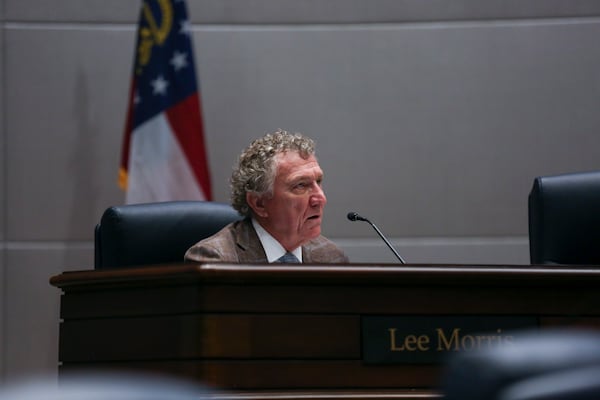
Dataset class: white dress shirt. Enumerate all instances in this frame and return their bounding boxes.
[252,218,303,263]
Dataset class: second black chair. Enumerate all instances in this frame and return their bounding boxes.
[528,170,600,265]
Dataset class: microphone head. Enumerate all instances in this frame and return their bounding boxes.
[347,212,366,222]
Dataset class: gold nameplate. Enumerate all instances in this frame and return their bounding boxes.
[362,316,538,364]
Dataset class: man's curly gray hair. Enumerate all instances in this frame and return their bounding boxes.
[230,129,316,217]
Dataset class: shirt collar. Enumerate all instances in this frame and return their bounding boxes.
[251,218,302,263]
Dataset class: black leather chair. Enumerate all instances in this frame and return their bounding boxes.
[440,329,600,400]
[528,170,600,265]
[95,201,242,269]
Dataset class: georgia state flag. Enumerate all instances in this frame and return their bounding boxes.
[119,0,212,203]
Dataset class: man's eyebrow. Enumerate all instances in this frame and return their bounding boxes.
[289,172,323,183]
[289,175,310,184]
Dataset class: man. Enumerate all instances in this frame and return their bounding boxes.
[185,129,348,263]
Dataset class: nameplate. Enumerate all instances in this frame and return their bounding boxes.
[361,316,538,364]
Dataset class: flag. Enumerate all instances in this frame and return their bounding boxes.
[119,0,212,203]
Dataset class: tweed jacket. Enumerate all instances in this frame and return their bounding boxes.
[184,218,349,264]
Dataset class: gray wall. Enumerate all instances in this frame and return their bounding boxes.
[2,0,600,383]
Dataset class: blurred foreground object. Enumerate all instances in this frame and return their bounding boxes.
[0,371,213,400]
[440,329,600,400]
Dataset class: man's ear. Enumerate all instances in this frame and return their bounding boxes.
[246,192,268,218]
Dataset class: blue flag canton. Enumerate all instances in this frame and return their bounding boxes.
[131,0,198,129]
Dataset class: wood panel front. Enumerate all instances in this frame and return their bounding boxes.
[51,263,600,394]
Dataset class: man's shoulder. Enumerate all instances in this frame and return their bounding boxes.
[193,218,254,247]
[305,235,349,263]
[200,220,240,242]
[184,220,246,262]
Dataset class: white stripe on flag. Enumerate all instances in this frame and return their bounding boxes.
[126,113,207,204]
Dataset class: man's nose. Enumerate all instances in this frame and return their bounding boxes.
[310,183,327,206]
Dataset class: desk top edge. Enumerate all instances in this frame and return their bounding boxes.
[49,263,600,289]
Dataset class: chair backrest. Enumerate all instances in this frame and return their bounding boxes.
[528,170,600,265]
[95,201,242,269]
[440,329,600,400]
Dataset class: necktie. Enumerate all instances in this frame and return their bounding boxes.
[277,252,300,263]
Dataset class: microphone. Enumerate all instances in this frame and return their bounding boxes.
[347,212,406,264]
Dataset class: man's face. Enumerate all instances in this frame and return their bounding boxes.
[251,151,327,251]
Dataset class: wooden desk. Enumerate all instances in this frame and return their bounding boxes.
[50,264,600,399]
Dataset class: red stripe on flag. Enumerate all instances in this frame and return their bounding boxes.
[165,93,213,200]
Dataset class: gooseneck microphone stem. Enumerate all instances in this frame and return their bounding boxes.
[347,212,406,264]
[368,221,407,264]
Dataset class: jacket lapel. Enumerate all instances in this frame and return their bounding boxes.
[234,219,269,263]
